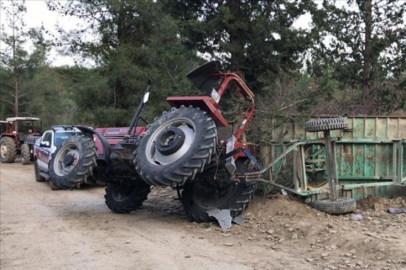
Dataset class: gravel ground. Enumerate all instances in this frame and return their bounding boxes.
[1,161,405,270]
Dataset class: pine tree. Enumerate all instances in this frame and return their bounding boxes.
[163,0,316,85]
[311,0,406,110]
[0,0,50,117]
[47,0,199,126]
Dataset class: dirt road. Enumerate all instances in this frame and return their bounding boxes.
[1,162,406,270]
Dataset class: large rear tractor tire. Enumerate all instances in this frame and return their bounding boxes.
[49,135,97,189]
[34,160,46,182]
[0,137,17,163]
[21,144,31,165]
[134,106,217,186]
[105,179,151,213]
[181,178,257,223]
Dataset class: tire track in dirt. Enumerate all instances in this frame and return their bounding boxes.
[0,163,316,270]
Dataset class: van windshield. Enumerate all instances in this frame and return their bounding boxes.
[54,133,81,147]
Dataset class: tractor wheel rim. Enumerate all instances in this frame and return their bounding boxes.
[53,144,80,176]
[1,145,7,158]
[63,154,75,167]
[156,126,186,155]
[145,118,196,166]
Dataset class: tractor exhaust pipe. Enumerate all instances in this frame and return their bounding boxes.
[127,81,151,137]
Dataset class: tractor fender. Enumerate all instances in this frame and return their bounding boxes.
[74,125,111,162]
[166,96,228,127]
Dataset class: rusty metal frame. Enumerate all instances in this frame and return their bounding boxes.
[256,116,406,200]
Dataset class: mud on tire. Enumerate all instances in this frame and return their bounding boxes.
[21,144,31,165]
[0,137,17,163]
[105,179,151,213]
[181,178,257,223]
[49,135,97,189]
[134,106,217,186]
[304,117,348,132]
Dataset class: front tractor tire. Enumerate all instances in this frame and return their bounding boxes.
[181,178,257,223]
[0,137,17,163]
[21,144,31,165]
[134,106,217,186]
[49,135,97,189]
[105,179,151,213]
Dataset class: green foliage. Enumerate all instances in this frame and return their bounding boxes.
[310,0,406,114]
[2,0,405,135]
[0,0,51,118]
[23,67,77,127]
[164,0,317,88]
[46,0,200,126]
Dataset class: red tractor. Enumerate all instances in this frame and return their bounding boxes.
[0,120,7,133]
[50,61,262,222]
[0,117,42,164]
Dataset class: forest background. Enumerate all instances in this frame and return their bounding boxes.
[1,0,406,139]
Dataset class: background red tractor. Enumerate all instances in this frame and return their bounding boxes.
[0,117,42,164]
[0,120,7,134]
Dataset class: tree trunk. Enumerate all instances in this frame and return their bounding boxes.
[12,8,18,118]
[228,0,247,141]
[228,0,245,79]
[14,75,19,117]
[362,0,372,99]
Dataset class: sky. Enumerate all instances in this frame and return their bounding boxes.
[0,0,86,66]
[0,0,313,67]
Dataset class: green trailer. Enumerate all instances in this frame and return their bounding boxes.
[258,115,406,203]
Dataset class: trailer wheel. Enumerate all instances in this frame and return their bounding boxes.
[105,179,151,213]
[21,144,31,165]
[313,197,356,215]
[134,106,217,186]
[304,117,348,132]
[34,160,46,182]
[0,137,17,163]
[181,178,257,223]
[49,135,97,189]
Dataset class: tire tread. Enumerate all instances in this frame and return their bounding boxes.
[21,144,31,165]
[182,180,257,223]
[49,135,97,189]
[134,106,217,186]
[104,180,151,213]
[0,137,17,163]
[313,197,356,215]
[304,117,348,133]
